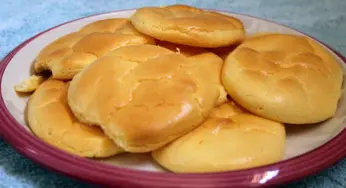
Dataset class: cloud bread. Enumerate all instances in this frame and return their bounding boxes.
[152,100,286,173]
[67,44,227,152]
[27,79,123,157]
[34,18,155,80]
[130,4,245,48]
[222,33,344,124]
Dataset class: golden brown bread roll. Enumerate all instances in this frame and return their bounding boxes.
[27,79,123,157]
[67,44,227,152]
[130,4,245,48]
[152,100,286,173]
[34,18,155,80]
[222,33,343,124]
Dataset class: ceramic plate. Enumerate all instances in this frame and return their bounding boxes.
[1,9,346,188]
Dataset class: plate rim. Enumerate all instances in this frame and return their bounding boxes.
[0,8,346,188]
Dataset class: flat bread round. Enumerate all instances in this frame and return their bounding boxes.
[131,4,245,48]
[67,44,227,152]
[34,18,155,80]
[152,100,286,173]
[222,33,343,124]
[27,79,123,157]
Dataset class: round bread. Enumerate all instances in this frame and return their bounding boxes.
[27,79,123,157]
[152,100,286,173]
[34,18,155,80]
[67,44,227,152]
[222,33,344,124]
[130,4,245,48]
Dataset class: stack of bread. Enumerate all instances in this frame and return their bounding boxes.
[15,4,343,173]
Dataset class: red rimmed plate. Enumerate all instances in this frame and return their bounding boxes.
[0,9,346,188]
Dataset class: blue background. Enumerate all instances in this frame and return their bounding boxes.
[1,0,345,187]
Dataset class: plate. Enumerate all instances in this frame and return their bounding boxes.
[1,9,346,188]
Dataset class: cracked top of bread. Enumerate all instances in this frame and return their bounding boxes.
[130,4,245,48]
[34,18,155,80]
[67,44,227,152]
[27,79,123,157]
[152,100,286,173]
[222,33,343,124]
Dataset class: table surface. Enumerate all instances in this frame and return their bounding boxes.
[1,0,346,187]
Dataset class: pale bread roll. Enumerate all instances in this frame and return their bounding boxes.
[67,44,227,152]
[152,100,286,173]
[222,33,343,124]
[27,79,123,157]
[34,18,155,80]
[130,4,245,48]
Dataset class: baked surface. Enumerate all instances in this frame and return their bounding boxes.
[152,100,286,173]
[34,18,155,80]
[130,4,245,48]
[222,33,343,124]
[27,79,123,157]
[67,44,227,152]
